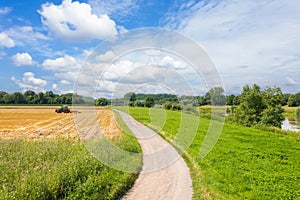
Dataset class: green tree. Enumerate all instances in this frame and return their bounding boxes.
[24,90,35,104]
[260,87,284,128]
[134,100,143,107]
[226,94,235,106]
[11,92,25,104]
[206,87,226,106]
[3,93,13,104]
[96,98,109,106]
[287,94,296,107]
[163,102,172,110]
[38,92,48,104]
[144,96,155,108]
[295,92,300,106]
[234,84,284,128]
[0,91,8,103]
[124,92,136,102]
[234,84,265,127]
[233,95,240,105]
[296,107,300,116]
[282,94,290,106]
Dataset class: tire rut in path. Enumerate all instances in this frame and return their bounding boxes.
[117,110,193,200]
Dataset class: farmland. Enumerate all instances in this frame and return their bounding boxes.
[121,107,300,199]
[0,106,141,199]
[0,106,77,139]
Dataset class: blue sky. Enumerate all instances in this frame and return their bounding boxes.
[0,0,299,96]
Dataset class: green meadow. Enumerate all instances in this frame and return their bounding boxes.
[121,107,300,199]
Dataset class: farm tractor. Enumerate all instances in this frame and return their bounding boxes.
[55,105,71,113]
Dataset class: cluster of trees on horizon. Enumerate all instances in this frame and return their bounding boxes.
[0,90,88,105]
[1,85,300,108]
[1,84,299,129]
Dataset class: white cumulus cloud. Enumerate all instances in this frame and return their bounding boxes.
[60,80,71,85]
[12,52,34,66]
[164,0,300,93]
[11,72,47,92]
[42,55,80,72]
[42,55,81,84]
[96,50,115,62]
[0,32,15,48]
[38,0,118,41]
[160,56,187,70]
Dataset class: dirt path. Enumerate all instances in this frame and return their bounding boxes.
[117,110,193,200]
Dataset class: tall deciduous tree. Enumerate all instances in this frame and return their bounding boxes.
[11,92,25,104]
[234,84,265,127]
[260,87,284,127]
[206,87,226,106]
[234,84,284,128]
[287,94,296,107]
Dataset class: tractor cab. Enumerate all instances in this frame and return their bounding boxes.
[55,105,71,113]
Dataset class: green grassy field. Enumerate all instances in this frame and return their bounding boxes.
[0,113,141,199]
[120,107,300,199]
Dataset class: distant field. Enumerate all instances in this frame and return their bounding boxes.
[122,107,300,199]
[283,106,299,117]
[0,106,76,139]
[0,106,141,199]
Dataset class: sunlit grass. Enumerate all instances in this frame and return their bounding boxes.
[122,107,300,199]
[0,112,141,199]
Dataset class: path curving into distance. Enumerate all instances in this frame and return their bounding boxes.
[117,110,193,200]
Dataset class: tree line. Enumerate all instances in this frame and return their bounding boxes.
[121,85,300,129]
[0,90,86,105]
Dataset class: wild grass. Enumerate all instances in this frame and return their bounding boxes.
[283,106,298,118]
[121,107,300,200]
[0,112,141,199]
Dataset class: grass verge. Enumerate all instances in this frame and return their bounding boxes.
[119,107,300,200]
[0,111,141,199]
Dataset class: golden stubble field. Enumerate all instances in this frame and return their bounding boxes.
[0,106,121,140]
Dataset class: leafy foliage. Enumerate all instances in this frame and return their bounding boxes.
[144,96,155,108]
[163,102,182,110]
[234,85,284,128]
[296,107,300,116]
[207,87,226,106]
[95,98,109,106]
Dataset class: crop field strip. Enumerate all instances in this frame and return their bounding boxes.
[0,106,141,199]
[0,106,121,140]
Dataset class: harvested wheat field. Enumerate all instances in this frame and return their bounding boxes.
[0,106,120,140]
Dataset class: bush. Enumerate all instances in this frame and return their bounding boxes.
[171,103,182,111]
[296,107,300,116]
[134,100,143,107]
[144,97,155,108]
[163,102,172,110]
[163,102,182,111]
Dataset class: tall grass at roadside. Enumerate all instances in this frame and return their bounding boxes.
[0,112,142,199]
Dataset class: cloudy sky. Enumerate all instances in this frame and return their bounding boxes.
[0,0,299,97]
